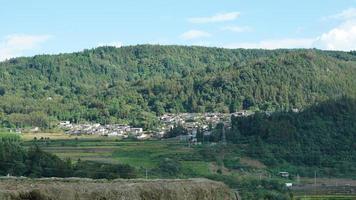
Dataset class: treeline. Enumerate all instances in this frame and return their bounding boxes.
[0,45,356,129]
[226,97,356,177]
[0,136,135,179]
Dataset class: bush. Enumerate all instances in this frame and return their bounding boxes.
[157,158,182,176]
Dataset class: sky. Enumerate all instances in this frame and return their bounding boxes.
[1,0,356,60]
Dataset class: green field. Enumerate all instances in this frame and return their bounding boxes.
[0,132,20,141]
[22,133,212,178]
[20,132,356,199]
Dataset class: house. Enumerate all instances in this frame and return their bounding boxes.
[29,127,40,133]
[130,128,143,134]
[59,121,70,126]
[156,131,165,138]
[232,110,248,117]
[107,132,118,137]
[137,133,151,140]
[285,183,293,187]
[59,121,72,129]
[279,172,290,178]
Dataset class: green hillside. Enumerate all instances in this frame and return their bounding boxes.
[227,97,356,177]
[0,45,356,128]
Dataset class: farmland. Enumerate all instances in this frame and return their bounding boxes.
[21,133,212,178]
[0,132,20,141]
[18,132,356,200]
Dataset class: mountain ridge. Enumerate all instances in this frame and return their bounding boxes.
[0,45,355,128]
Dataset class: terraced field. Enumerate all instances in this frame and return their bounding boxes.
[20,132,356,199]
[21,133,211,178]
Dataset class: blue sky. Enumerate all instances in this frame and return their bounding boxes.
[1,0,356,60]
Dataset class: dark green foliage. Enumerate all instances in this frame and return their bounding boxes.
[164,124,188,138]
[0,45,355,128]
[73,160,136,179]
[207,175,291,200]
[25,145,71,178]
[0,140,27,176]
[0,132,20,142]
[157,158,182,176]
[0,87,5,96]
[228,97,356,176]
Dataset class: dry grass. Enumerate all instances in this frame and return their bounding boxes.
[0,177,236,200]
[21,132,101,141]
[239,157,266,169]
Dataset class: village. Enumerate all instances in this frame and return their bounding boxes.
[58,111,252,140]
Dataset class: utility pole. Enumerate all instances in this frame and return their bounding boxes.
[218,124,227,174]
[314,170,317,195]
[221,124,227,145]
[314,170,317,185]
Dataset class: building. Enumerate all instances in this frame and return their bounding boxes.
[279,172,290,178]
[285,183,293,187]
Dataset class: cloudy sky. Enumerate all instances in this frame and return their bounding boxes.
[1,0,356,60]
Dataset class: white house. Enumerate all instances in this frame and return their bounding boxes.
[285,183,293,187]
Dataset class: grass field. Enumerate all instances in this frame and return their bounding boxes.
[0,132,20,141]
[19,132,356,198]
[21,132,211,178]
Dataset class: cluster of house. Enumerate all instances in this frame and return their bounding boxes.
[58,121,149,139]
[58,111,252,140]
[157,111,251,138]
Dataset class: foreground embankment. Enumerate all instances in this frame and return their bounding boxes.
[0,177,236,200]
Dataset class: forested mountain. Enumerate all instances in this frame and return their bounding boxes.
[227,97,356,177]
[0,45,356,129]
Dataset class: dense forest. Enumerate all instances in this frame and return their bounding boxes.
[225,97,356,177]
[0,45,356,129]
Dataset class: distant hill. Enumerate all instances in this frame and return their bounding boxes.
[0,45,355,129]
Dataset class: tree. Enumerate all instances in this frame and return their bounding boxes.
[0,87,5,96]
[164,124,188,138]
[158,158,182,176]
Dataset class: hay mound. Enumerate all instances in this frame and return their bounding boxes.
[0,177,236,200]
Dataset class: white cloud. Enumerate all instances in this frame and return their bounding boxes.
[180,30,211,40]
[327,7,356,20]
[0,34,52,61]
[314,20,356,50]
[224,8,356,51]
[221,25,252,33]
[188,12,240,24]
[224,21,356,50]
[97,41,123,48]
